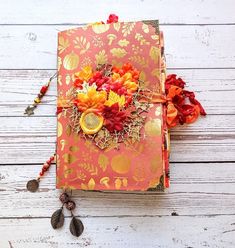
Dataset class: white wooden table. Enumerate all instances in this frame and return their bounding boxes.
[0,1,235,247]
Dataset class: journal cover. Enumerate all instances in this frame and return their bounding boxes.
[56,20,169,191]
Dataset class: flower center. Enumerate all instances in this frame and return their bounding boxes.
[80,111,104,135]
[84,113,100,129]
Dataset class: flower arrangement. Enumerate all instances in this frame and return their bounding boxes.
[60,65,206,150]
[65,63,151,149]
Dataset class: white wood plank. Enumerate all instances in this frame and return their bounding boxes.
[0,216,234,248]
[0,163,234,218]
[0,0,234,24]
[0,0,234,246]
[0,115,234,163]
[0,25,234,69]
[0,68,234,116]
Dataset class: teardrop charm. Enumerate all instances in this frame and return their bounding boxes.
[69,217,84,237]
[51,208,65,229]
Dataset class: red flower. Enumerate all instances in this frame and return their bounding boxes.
[103,103,127,132]
[73,78,83,89]
[89,71,111,90]
[165,74,185,92]
[107,14,119,24]
[165,74,206,127]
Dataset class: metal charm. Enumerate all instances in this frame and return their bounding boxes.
[69,216,84,237]
[26,179,39,192]
[24,105,36,116]
[51,208,65,229]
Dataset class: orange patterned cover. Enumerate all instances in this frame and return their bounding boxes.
[56,20,169,191]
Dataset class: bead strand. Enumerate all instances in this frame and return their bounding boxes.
[24,73,57,116]
[26,154,55,192]
[37,155,55,180]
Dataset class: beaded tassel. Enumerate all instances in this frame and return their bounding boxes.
[26,154,55,192]
[24,73,57,116]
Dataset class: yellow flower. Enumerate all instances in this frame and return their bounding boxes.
[123,80,138,93]
[112,72,121,81]
[105,90,125,108]
[74,65,93,84]
[122,72,132,81]
[75,87,107,112]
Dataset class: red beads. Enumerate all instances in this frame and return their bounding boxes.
[40,85,49,94]
[37,155,55,179]
[24,72,57,116]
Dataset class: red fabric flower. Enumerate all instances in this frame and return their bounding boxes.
[107,14,119,24]
[165,74,185,92]
[103,103,127,132]
[89,70,111,90]
[73,78,83,89]
[165,74,206,127]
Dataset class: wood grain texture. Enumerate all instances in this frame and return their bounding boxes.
[0,0,234,24]
[0,0,235,247]
[0,163,235,218]
[0,68,234,116]
[0,25,234,69]
[1,216,235,248]
[0,114,235,163]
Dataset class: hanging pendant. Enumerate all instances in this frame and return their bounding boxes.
[26,179,39,192]
[51,207,65,229]
[69,215,84,237]
[50,191,84,237]
[26,154,55,192]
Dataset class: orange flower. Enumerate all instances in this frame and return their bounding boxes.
[112,72,121,81]
[166,103,178,127]
[112,71,138,93]
[74,87,107,112]
[74,66,93,88]
[112,63,140,82]
[123,80,138,93]
[165,74,206,127]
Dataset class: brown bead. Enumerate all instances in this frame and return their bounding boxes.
[59,193,69,204]
[66,200,76,211]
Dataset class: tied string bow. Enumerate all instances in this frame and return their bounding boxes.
[138,74,206,128]
[58,74,206,129]
[165,74,206,127]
